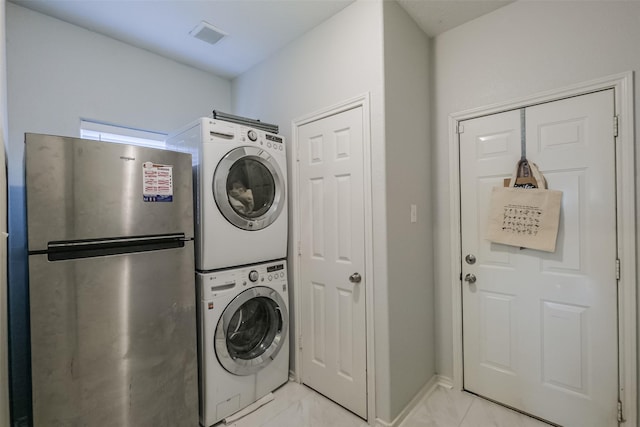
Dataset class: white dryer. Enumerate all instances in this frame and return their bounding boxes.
[197,260,289,427]
[167,117,287,271]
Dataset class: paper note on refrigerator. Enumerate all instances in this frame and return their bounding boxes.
[142,161,174,202]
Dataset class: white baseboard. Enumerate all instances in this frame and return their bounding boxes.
[436,375,453,389]
[374,375,440,427]
[291,372,455,427]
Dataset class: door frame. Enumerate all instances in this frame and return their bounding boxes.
[291,93,375,423]
[448,72,636,425]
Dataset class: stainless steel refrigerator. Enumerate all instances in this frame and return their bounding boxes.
[25,133,198,426]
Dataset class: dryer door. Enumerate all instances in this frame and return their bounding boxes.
[213,146,285,231]
[215,286,288,375]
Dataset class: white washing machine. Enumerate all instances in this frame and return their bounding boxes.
[167,117,287,271]
[197,260,289,427]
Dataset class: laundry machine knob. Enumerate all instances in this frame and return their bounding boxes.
[247,129,258,141]
[249,270,259,282]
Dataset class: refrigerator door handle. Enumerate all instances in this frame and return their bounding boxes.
[47,233,188,249]
[45,233,190,261]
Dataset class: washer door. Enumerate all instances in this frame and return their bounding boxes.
[215,287,288,375]
[213,146,285,231]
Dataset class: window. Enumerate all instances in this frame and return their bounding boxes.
[80,119,167,148]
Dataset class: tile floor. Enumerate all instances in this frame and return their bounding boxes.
[220,381,553,427]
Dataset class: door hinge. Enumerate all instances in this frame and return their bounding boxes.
[614,115,619,138]
[298,241,302,256]
[618,400,625,423]
[299,334,303,350]
[457,123,465,134]
[616,258,621,281]
[296,140,300,162]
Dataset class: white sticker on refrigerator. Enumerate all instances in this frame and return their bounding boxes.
[142,161,173,202]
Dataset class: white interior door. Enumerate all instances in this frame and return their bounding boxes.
[298,106,367,419]
[460,90,618,427]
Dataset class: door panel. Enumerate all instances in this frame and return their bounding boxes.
[298,106,367,419]
[460,90,618,427]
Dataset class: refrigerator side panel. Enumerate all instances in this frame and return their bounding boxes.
[28,243,198,427]
[25,134,194,251]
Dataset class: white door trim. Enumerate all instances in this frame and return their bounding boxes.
[291,93,375,423]
[447,72,636,426]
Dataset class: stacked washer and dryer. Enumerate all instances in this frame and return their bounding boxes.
[167,114,289,427]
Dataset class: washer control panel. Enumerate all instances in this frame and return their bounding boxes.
[198,260,288,301]
[244,261,287,285]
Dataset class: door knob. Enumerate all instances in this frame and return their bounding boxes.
[464,273,477,284]
[349,272,362,284]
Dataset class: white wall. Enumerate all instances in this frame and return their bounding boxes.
[232,0,397,421]
[234,0,435,422]
[382,0,433,419]
[5,3,231,423]
[432,0,640,391]
[7,2,231,185]
[0,2,8,425]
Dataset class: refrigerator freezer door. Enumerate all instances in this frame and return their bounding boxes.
[25,133,194,251]
[29,243,198,427]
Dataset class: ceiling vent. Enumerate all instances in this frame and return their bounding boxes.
[190,21,227,45]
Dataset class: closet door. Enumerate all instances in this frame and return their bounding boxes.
[298,106,367,419]
[460,90,618,427]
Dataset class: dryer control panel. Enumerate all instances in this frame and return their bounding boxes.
[206,120,286,155]
[240,127,285,155]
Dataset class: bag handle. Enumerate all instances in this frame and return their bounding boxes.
[508,160,548,189]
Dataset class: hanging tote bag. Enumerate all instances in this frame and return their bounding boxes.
[485,161,562,252]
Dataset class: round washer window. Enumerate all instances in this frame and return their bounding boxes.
[226,297,281,361]
[213,147,285,231]
[226,159,275,219]
[215,286,288,376]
